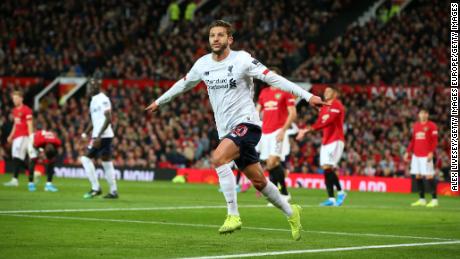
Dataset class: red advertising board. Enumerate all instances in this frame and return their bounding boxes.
[177,169,413,194]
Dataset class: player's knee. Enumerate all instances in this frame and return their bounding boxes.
[211,153,227,167]
[266,157,279,170]
[101,155,111,162]
[322,165,332,170]
[251,175,267,191]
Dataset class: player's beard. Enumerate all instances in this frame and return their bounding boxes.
[211,42,228,55]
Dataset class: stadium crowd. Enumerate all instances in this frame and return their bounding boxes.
[1,0,351,80]
[0,0,450,180]
[293,0,448,86]
[0,82,450,180]
[1,0,446,86]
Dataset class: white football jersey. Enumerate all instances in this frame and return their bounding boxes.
[156,50,313,138]
[90,92,114,138]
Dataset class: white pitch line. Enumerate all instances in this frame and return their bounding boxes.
[0,205,266,214]
[0,213,455,242]
[2,203,459,214]
[180,240,460,259]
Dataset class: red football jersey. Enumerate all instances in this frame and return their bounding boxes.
[407,121,438,157]
[258,87,296,134]
[12,105,33,139]
[311,99,345,145]
[34,130,62,148]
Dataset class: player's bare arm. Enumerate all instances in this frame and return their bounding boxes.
[81,122,93,139]
[27,118,34,135]
[256,104,262,113]
[7,123,16,143]
[277,106,297,142]
[295,126,312,141]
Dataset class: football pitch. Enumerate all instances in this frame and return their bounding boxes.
[0,175,459,259]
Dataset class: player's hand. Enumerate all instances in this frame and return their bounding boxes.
[93,138,102,149]
[404,152,410,162]
[276,129,286,142]
[145,101,159,113]
[308,95,329,108]
[427,152,433,161]
[296,127,311,141]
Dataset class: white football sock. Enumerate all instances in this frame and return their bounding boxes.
[329,197,336,202]
[80,156,100,190]
[261,181,293,217]
[216,163,239,216]
[102,161,117,193]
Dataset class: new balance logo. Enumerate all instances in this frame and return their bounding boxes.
[229,78,237,89]
[252,59,261,66]
[204,71,210,76]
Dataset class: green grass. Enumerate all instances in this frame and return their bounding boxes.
[0,174,459,259]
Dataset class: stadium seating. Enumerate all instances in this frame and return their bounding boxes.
[0,0,352,79]
[293,0,448,86]
[0,0,450,180]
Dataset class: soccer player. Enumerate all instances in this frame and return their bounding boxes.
[79,78,118,199]
[256,69,297,205]
[145,20,326,240]
[27,128,62,192]
[405,109,438,207]
[4,91,34,187]
[296,86,346,206]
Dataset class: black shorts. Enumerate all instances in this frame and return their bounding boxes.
[224,123,262,170]
[87,138,113,158]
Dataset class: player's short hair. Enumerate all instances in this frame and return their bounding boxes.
[327,85,340,95]
[12,90,23,97]
[208,20,233,37]
[419,108,429,114]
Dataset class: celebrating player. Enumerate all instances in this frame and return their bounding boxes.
[80,78,119,199]
[256,69,297,206]
[27,128,62,192]
[146,20,327,240]
[405,109,438,207]
[297,86,346,206]
[4,91,34,187]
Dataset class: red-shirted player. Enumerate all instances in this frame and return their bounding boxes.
[297,86,346,206]
[27,129,62,192]
[256,73,297,204]
[4,91,34,187]
[405,109,438,207]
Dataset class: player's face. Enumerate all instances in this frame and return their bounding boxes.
[88,79,101,96]
[209,26,233,55]
[11,94,23,107]
[418,110,429,122]
[323,88,335,101]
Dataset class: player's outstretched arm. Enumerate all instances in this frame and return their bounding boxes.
[264,73,327,108]
[145,68,201,112]
[244,54,327,108]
